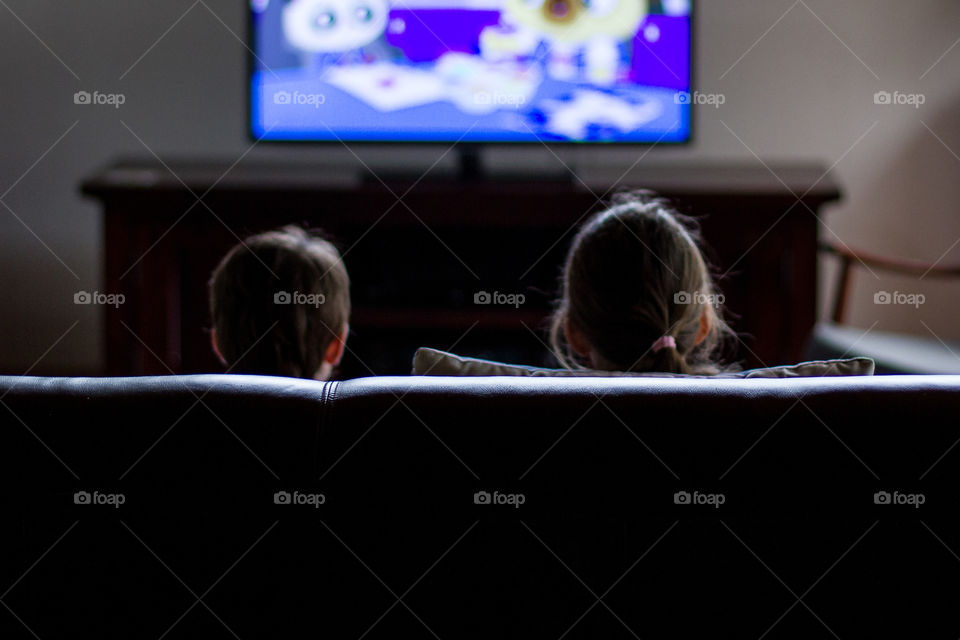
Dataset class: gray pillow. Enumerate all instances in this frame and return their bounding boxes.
[412,347,875,378]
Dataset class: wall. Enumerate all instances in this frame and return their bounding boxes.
[1,0,958,374]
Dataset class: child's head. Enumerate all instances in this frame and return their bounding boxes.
[549,192,732,375]
[208,225,350,380]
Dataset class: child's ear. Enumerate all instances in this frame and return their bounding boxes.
[210,328,227,366]
[323,325,349,366]
[694,312,712,346]
[564,319,592,357]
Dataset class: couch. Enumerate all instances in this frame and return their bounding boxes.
[2,374,959,638]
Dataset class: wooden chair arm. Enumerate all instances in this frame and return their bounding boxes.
[820,240,960,324]
[819,241,960,278]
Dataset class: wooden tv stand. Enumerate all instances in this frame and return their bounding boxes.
[82,160,841,378]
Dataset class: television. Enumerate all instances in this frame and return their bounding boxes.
[249,0,692,145]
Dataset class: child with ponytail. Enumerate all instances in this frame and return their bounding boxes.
[549,191,735,375]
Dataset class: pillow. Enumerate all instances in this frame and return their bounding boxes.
[412,347,875,378]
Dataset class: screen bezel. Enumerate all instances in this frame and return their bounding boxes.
[246,0,695,146]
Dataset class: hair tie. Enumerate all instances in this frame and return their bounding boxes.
[651,335,676,353]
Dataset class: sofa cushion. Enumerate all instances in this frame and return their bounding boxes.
[412,347,875,378]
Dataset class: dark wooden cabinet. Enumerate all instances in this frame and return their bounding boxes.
[82,160,840,378]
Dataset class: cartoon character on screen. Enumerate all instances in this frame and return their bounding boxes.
[483,0,648,86]
[282,0,392,65]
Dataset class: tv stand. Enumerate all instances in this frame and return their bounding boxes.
[82,159,841,378]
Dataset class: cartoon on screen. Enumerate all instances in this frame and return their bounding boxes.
[251,0,692,143]
[282,0,393,63]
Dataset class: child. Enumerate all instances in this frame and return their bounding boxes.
[208,225,350,380]
[549,191,734,375]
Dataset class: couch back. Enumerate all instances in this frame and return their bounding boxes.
[2,374,959,638]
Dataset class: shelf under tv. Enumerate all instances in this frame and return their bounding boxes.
[82,158,841,377]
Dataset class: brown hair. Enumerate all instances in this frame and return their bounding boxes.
[549,191,734,375]
[209,225,350,379]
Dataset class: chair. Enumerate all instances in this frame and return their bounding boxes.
[806,240,960,373]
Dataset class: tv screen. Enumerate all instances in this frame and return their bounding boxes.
[250,0,692,144]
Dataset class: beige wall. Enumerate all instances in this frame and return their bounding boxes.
[1,0,958,373]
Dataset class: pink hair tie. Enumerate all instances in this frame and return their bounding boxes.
[651,335,677,353]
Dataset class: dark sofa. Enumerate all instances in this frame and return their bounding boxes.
[2,374,959,638]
